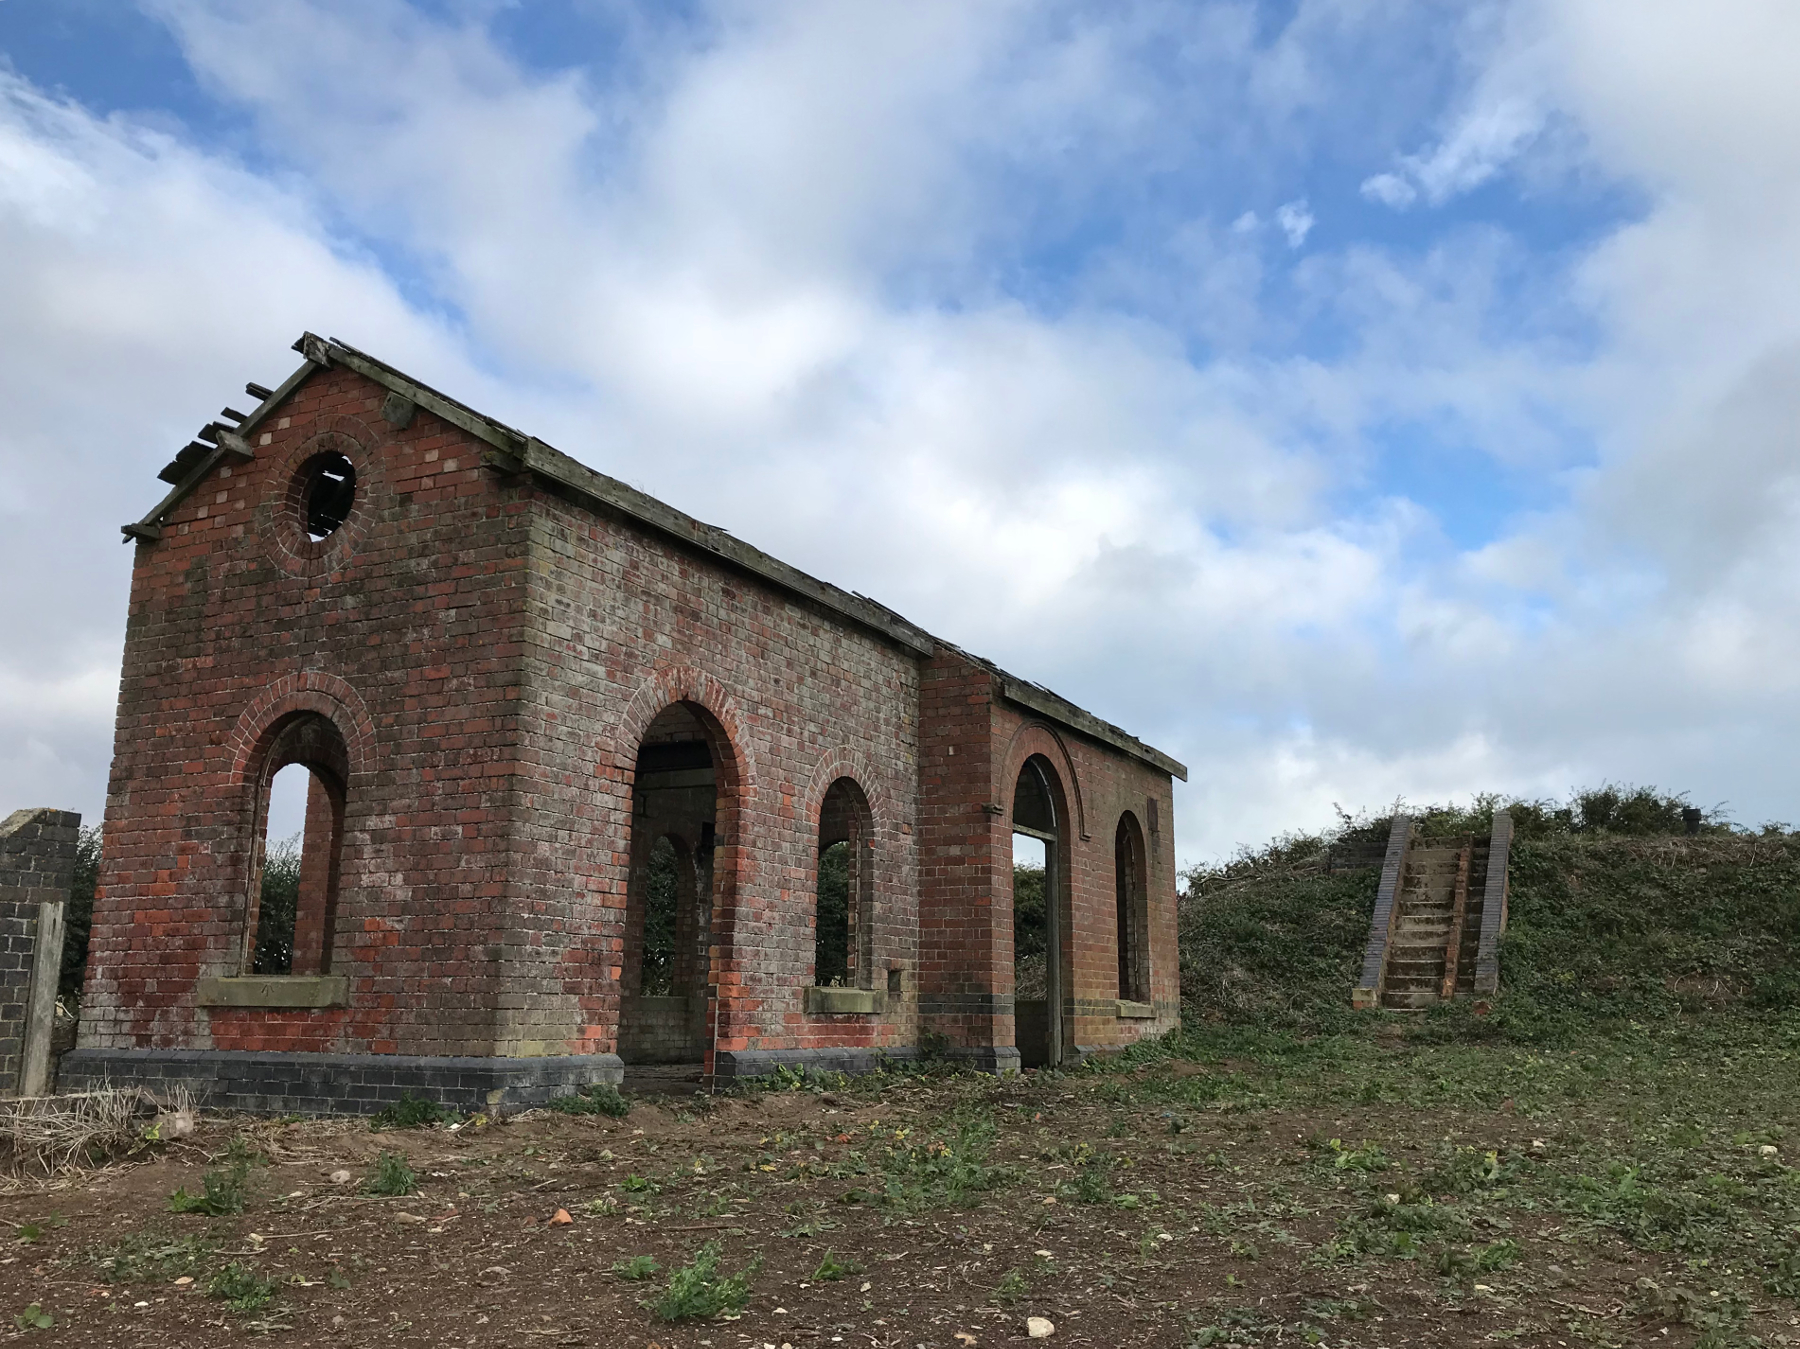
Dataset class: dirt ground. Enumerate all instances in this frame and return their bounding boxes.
[0,1042,1795,1349]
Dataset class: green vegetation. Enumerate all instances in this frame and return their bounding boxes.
[365,1150,417,1197]
[1066,785,1800,1344]
[206,1260,275,1313]
[815,839,850,986]
[59,826,101,1004]
[547,1082,632,1118]
[169,1162,248,1216]
[1179,784,1800,1043]
[612,1254,660,1280]
[250,831,302,976]
[88,1231,216,1283]
[649,1241,758,1322]
[811,1248,861,1281]
[371,1091,455,1130]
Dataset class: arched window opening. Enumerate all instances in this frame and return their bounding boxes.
[251,764,308,974]
[245,713,348,977]
[1115,812,1150,1004]
[815,841,851,987]
[619,702,722,1066]
[814,777,874,991]
[1011,833,1047,1001]
[1011,755,1067,1068]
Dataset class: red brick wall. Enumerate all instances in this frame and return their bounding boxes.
[496,486,924,1064]
[84,364,531,1056]
[86,359,1177,1070]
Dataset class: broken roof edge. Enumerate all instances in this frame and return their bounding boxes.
[955,644,1187,782]
[122,332,1187,780]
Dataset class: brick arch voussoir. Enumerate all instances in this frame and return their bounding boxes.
[1000,721,1089,842]
[228,672,378,789]
[612,664,757,800]
[801,748,888,841]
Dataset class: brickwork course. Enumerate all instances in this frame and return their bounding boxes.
[68,333,1185,1110]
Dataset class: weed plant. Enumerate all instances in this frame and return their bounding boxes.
[650,1241,758,1322]
[365,1150,416,1197]
[547,1083,632,1118]
[371,1092,454,1130]
[206,1260,274,1313]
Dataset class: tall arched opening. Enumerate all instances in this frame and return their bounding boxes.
[1115,811,1150,1005]
[244,712,348,977]
[1011,754,1072,1067]
[815,777,875,989]
[618,702,729,1067]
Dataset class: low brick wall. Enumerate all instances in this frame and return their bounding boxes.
[0,809,80,1095]
[59,1048,623,1115]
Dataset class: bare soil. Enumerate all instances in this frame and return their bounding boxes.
[0,1053,1790,1349]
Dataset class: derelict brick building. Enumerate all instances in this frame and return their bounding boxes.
[63,333,1185,1112]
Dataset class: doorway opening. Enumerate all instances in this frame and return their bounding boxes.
[1010,756,1066,1068]
[618,704,717,1066]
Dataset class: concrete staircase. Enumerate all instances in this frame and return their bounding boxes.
[1353,812,1512,1011]
[1379,841,1486,1008]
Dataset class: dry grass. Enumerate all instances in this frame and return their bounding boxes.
[0,1087,185,1177]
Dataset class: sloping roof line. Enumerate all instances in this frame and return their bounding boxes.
[123,333,1187,782]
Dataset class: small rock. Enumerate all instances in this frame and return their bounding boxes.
[954,1334,978,1347]
[172,1277,193,1287]
[549,1208,573,1226]
[152,1108,196,1141]
[1026,1316,1055,1339]
[395,1211,428,1224]
[1760,1144,1780,1157]
[329,1169,353,1184]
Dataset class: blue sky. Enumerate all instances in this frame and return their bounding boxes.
[3,0,1799,858]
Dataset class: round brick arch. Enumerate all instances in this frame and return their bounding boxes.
[800,747,889,840]
[611,664,756,801]
[227,671,377,789]
[998,720,1088,842]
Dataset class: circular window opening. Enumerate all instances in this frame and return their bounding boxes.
[299,453,357,541]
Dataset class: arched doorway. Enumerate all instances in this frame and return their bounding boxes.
[1011,755,1070,1067]
[618,702,726,1066]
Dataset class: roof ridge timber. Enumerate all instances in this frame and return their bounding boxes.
[121,332,1186,782]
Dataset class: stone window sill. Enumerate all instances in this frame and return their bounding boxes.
[1115,999,1155,1019]
[197,975,349,1009]
[804,986,886,1016]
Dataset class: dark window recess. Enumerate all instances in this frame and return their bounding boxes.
[815,840,850,986]
[304,453,357,540]
[640,837,680,996]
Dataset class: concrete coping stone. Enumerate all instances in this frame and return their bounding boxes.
[802,986,887,1016]
[196,975,350,1008]
[1115,1000,1155,1019]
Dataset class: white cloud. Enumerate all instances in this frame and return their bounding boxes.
[6,0,1800,866]
[1275,199,1315,247]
